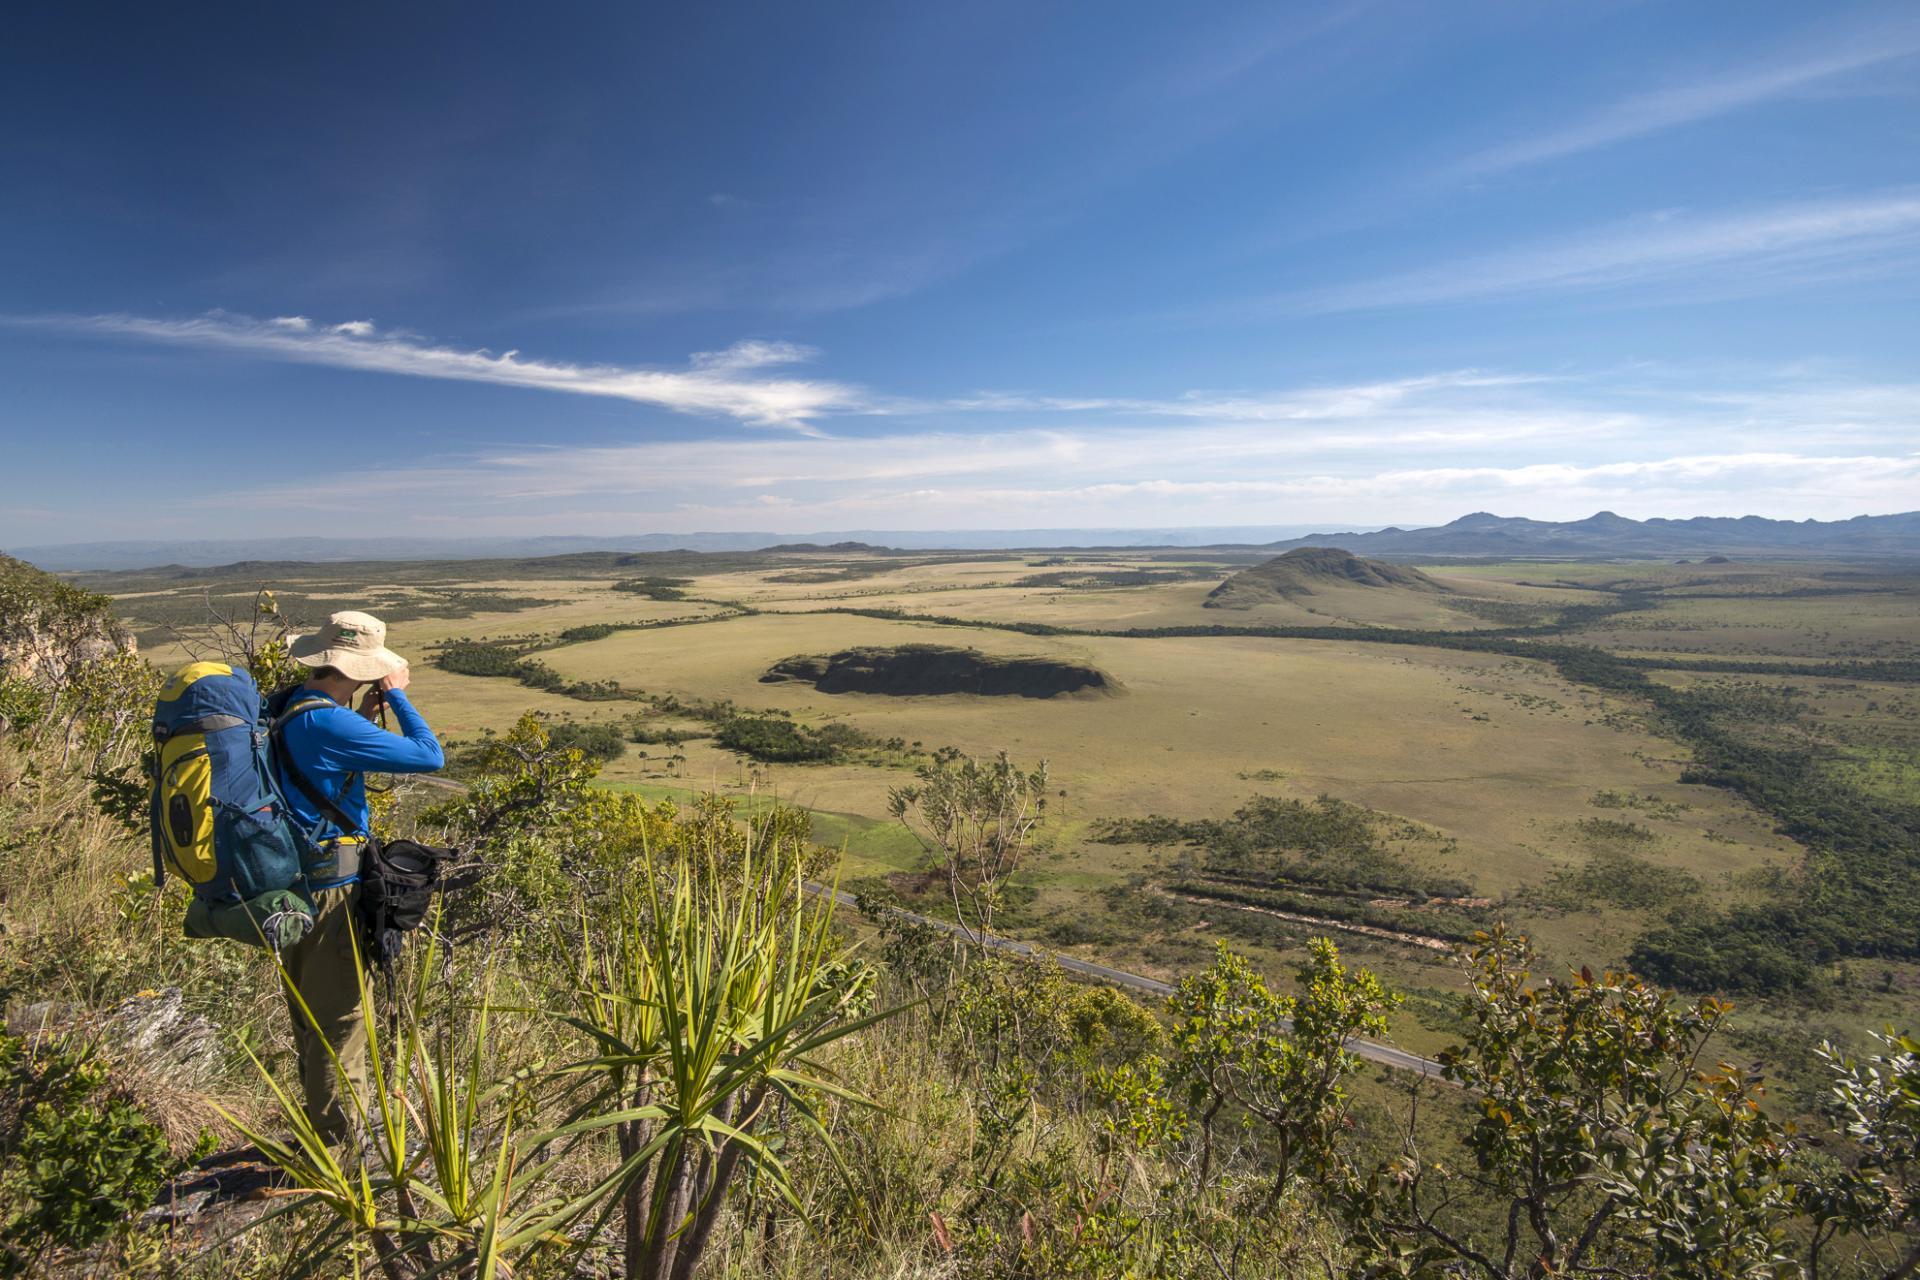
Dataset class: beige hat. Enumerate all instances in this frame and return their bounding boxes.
[289,611,408,682]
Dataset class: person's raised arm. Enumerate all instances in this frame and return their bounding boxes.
[315,673,443,774]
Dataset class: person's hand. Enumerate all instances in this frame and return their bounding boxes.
[379,662,412,695]
[358,685,386,719]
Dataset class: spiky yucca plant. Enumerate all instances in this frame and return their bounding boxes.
[221,817,891,1279]
[550,831,892,1280]
[219,922,565,1280]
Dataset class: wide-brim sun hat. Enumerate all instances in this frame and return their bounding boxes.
[288,610,409,682]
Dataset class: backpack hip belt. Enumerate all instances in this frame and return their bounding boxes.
[308,837,370,887]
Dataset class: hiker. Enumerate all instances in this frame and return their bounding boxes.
[270,611,444,1143]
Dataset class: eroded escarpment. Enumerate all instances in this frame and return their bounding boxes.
[761,644,1114,698]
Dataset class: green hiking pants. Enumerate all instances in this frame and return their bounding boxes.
[280,882,368,1145]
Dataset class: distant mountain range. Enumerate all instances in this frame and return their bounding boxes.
[9,511,1918,571]
[1253,510,1920,558]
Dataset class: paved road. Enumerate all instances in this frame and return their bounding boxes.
[408,775,1440,1077]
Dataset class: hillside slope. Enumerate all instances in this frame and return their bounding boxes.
[1205,547,1449,610]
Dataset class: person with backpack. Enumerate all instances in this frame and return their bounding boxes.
[267,611,444,1143]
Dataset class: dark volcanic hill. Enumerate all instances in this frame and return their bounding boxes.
[1205,547,1447,609]
[1257,510,1920,558]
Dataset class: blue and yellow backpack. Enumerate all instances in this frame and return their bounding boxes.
[149,661,315,949]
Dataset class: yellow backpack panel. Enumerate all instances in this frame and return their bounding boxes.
[156,731,217,885]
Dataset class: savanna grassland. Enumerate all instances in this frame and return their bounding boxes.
[104,544,1920,1081]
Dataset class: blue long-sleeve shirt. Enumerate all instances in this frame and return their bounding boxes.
[274,687,444,852]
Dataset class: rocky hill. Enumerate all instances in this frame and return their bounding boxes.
[0,553,131,685]
[1204,547,1447,609]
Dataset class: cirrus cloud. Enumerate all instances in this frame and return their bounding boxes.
[37,311,861,430]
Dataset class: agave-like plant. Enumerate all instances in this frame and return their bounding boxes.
[547,828,893,1280]
[218,921,567,1279]
[218,815,895,1280]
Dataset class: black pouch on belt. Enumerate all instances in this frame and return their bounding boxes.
[357,838,459,968]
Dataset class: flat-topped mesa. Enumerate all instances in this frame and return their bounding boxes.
[1204,546,1448,609]
[762,644,1113,698]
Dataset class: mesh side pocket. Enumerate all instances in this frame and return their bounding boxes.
[212,802,306,901]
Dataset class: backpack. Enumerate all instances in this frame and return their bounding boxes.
[150,662,315,949]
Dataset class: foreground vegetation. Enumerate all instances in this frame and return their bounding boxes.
[5,554,1920,1276]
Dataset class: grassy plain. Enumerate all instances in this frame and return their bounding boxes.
[109,546,1920,1066]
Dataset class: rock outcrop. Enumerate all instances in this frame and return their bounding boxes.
[763,644,1112,698]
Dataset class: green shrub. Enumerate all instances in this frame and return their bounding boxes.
[715,714,838,762]
[545,720,628,762]
[436,642,633,701]
[1576,816,1658,844]
[1099,795,1470,899]
[1538,848,1702,912]
[1630,909,1818,994]
[0,679,46,734]
[0,1031,208,1272]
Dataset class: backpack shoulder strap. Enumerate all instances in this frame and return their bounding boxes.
[269,697,364,837]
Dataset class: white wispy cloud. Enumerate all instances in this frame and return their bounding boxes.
[1369,452,1920,490]
[690,339,820,372]
[21,307,1919,533]
[215,370,1920,531]
[1286,191,1920,313]
[28,309,1573,433]
[44,311,859,430]
[943,371,1553,422]
[1457,14,1920,177]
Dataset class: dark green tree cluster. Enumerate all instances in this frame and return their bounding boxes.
[435,641,633,702]
[609,576,690,600]
[714,713,881,763]
[1099,795,1486,944]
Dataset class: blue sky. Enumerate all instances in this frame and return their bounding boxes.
[3,1,1918,544]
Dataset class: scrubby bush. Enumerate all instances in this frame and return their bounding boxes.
[0,1031,210,1273]
[436,641,634,701]
[543,718,628,762]
[1537,847,1703,912]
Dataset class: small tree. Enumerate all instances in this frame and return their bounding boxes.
[1166,939,1399,1197]
[1079,938,1396,1280]
[888,751,1048,942]
[1812,1031,1920,1280]
[1340,927,1795,1280]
